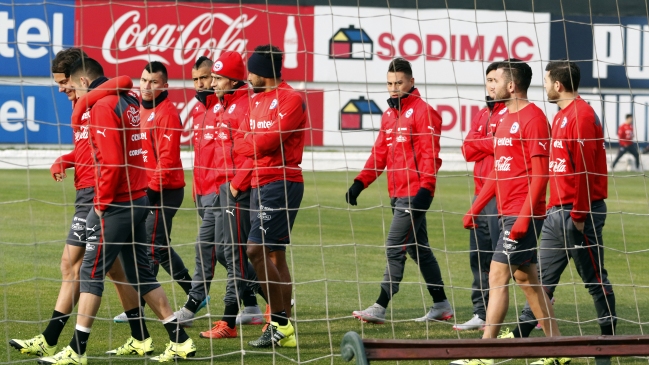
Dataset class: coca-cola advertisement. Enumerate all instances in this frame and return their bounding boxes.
[75,1,314,81]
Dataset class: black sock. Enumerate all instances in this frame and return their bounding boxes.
[376,288,390,308]
[600,323,615,336]
[42,310,69,346]
[176,272,193,295]
[184,294,201,314]
[69,326,90,355]
[125,307,149,341]
[163,319,190,344]
[512,322,536,338]
[139,296,147,308]
[428,286,447,303]
[242,294,258,307]
[222,303,239,329]
[271,311,288,326]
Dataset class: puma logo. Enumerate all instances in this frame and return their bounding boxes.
[538,141,547,150]
[226,209,235,216]
[259,226,268,234]
[73,232,83,239]
[278,112,286,119]
[162,134,171,141]
[97,129,106,137]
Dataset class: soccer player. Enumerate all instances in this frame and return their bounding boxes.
[454,61,505,331]
[9,49,132,358]
[175,51,264,337]
[38,58,195,365]
[348,57,453,324]
[611,114,640,171]
[458,59,560,365]
[234,45,305,348]
[505,61,615,365]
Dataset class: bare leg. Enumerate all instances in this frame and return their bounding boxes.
[270,251,292,318]
[248,244,285,315]
[75,293,103,328]
[54,245,85,314]
[515,264,560,337]
[483,261,515,339]
[142,287,175,320]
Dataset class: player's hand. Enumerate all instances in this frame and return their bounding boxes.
[95,208,103,217]
[509,216,530,241]
[146,188,161,206]
[410,187,433,213]
[463,211,478,229]
[50,162,67,182]
[230,184,239,198]
[345,180,364,206]
[572,219,585,233]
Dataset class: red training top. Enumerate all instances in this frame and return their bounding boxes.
[355,88,443,198]
[617,123,634,147]
[215,84,251,189]
[192,94,220,196]
[493,103,550,216]
[234,81,306,188]
[139,92,186,191]
[462,102,507,195]
[548,97,608,222]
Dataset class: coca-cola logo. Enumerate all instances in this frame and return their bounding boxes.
[127,105,140,126]
[74,125,89,142]
[101,11,256,67]
[495,156,513,171]
[550,158,567,173]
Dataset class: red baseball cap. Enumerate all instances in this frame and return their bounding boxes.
[212,51,245,81]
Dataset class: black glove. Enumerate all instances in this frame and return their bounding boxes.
[146,188,161,206]
[345,180,365,206]
[410,187,433,212]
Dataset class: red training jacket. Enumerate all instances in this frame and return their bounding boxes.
[215,85,251,189]
[72,89,148,211]
[192,94,220,196]
[355,88,443,198]
[618,123,634,147]
[462,102,506,195]
[548,97,608,222]
[234,81,306,188]
[139,93,186,191]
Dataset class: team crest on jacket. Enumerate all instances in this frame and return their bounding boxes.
[499,108,508,115]
[560,117,568,128]
[510,122,519,134]
[228,104,236,114]
[269,99,278,109]
[127,106,140,126]
[405,108,414,118]
[214,61,223,71]
[214,104,221,113]
[147,112,155,122]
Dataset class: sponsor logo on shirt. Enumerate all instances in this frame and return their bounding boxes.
[269,99,278,110]
[251,119,273,129]
[127,105,140,126]
[147,112,155,122]
[495,156,513,171]
[553,140,564,149]
[74,125,89,142]
[385,129,392,134]
[495,137,512,146]
[405,108,413,118]
[81,109,91,121]
[396,135,407,143]
[129,148,148,162]
[131,132,147,141]
[85,243,95,251]
[204,132,213,140]
[509,121,519,134]
[218,132,228,140]
[228,104,236,114]
[71,223,84,231]
[549,158,567,172]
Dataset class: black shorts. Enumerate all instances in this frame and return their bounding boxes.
[248,180,304,251]
[65,187,95,247]
[492,216,543,266]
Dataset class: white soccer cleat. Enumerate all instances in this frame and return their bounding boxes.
[453,314,485,331]
[415,300,454,322]
[236,305,263,325]
[173,307,195,328]
[352,303,386,324]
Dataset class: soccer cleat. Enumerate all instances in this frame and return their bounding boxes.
[37,346,87,365]
[353,303,386,324]
[105,336,154,356]
[248,321,295,348]
[278,334,297,348]
[113,306,144,324]
[497,328,514,339]
[453,314,486,331]
[261,304,272,332]
[530,358,571,365]
[173,307,195,328]
[9,334,57,357]
[150,338,196,362]
[196,295,210,313]
[236,305,264,326]
[415,300,454,322]
[449,359,494,365]
[199,321,237,339]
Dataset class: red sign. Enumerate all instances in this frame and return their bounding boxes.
[75,1,314,81]
[167,88,323,146]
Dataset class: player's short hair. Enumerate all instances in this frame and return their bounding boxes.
[253,44,283,66]
[144,61,168,83]
[626,114,633,120]
[51,48,88,77]
[194,56,213,70]
[485,61,500,76]
[498,58,533,93]
[387,57,412,78]
[69,57,104,81]
[545,60,580,92]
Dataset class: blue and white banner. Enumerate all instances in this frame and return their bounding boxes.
[0,85,72,143]
[551,15,649,89]
[0,0,75,77]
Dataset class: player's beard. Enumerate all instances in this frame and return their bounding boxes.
[494,87,510,104]
[546,88,561,104]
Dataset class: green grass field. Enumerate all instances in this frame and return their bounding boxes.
[1,169,648,365]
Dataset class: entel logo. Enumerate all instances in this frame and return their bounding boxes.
[0,97,38,132]
[0,12,64,59]
[553,140,564,149]
[495,137,512,146]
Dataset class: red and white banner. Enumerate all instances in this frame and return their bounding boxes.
[75,1,314,81]
[313,7,550,86]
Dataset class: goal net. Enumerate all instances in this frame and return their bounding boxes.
[1,0,648,364]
